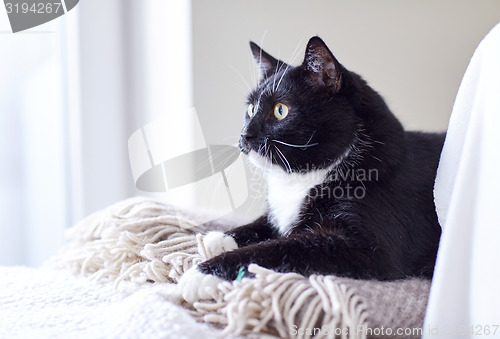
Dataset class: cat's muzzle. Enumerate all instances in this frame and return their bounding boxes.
[239,133,253,154]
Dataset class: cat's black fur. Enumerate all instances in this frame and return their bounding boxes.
[198,37,444,281]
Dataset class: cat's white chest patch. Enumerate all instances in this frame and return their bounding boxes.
[266,167,331,234]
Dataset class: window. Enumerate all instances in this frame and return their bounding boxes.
[0,1,194,266]
[0,11,67,266]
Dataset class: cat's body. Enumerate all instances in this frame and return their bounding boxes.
[186,37,444,293]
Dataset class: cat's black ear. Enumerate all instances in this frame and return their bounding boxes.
[303,37,342,93]
[250,41,280,78]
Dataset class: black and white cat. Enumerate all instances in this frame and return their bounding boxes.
[179,37,444,302]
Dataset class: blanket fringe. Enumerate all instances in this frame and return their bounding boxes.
[45,197,203,285]
[193,265,368,339]
[45,196,428,339]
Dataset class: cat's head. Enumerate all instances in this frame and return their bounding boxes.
[239,37,369,173]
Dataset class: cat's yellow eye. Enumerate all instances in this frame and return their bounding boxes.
[274,103,289,120]
[247,104,255,117]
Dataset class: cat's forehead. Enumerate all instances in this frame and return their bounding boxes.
[248,69,295,103]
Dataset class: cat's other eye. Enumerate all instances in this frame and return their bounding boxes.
[274,103,289,120]
[247,104,255,117]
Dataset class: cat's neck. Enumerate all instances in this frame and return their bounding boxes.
[265,164,335,235]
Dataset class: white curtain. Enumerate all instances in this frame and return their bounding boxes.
[425,23,500,336]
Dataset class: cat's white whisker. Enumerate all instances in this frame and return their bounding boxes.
[275,66,290,93]
[255,31,268,83]
[248,54,257,87]
[275,39,303,92]
[234,85,251,96]
[273,145,292,174]
[229,65,252,92]
[257,143,265,157]
[272,59,279,91]
[264,137,270,157]
[304,131,317,146]
[272,139,319,149]
[273,145,287,169]
[257,50,263,82]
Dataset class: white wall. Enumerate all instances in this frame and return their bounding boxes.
[192,0,500,144]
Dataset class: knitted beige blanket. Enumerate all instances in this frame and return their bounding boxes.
[46,197,430,339]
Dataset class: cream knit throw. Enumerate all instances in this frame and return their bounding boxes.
[47,197,431,339]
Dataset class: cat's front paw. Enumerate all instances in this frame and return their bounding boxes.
[177,265,223,304]
[198,231,238,260]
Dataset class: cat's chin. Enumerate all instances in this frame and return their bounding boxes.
[247,150,275,170]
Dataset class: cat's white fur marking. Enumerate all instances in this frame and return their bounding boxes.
[199,231,238,260]
[178,232,237,303]
[267,166,331,234]
[249,150,347,235]
[178,265,223,303]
